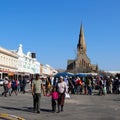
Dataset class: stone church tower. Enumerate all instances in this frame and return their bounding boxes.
[67,24,98,73]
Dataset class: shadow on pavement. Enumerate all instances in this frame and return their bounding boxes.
[0,106,32,113]
[40,108,52,112]
[24,107,52,112]
[0,106,52,113]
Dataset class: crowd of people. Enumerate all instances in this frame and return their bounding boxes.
[1,73,120,114]
[31,73,120,113]
[1,76,27,97]
[53,75,120,96]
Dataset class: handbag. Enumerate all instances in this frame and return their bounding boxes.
[65,93,70,98]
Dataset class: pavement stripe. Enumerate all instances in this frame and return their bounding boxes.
[0,113,25,120]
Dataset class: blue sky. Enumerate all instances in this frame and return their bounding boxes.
[0,0,120,71]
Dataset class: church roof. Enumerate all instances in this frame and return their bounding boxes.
[77,24,86,52]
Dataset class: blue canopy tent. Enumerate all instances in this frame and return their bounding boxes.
[54,72,74,78]
[53,72,75,87]
[75,73,91,77]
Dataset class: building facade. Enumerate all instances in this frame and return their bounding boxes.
[0,46,18,79]
[40,64,58,76]
[0,44,57,79]
[16,44,40,75]
[67,24,98,73]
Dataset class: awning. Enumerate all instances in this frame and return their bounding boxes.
[8,72,14,76]
[54,72,74,78]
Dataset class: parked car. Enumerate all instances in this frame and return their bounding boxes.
[0,79,4,86]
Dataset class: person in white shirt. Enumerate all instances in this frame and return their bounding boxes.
[57,76,68,113]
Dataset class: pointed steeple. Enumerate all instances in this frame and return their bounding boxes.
[77,24,86,54]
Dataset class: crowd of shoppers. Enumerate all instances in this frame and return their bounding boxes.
[1,73,120,115]
[57,75,120,96]
[1,76,27,97]
[30,73,120,114]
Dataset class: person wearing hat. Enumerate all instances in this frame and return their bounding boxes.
[57,76,68,113]
[31,74,44,113]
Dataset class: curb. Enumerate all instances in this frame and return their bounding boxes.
[0,113,25,120]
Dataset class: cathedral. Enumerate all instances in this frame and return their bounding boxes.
[67,24,98,73]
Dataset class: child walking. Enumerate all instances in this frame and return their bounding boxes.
[47,87,58,113]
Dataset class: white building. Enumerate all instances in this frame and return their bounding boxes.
[16,44,40,75]
[40,64,58,76]
[0,44,57,79]
[0,46,18,79]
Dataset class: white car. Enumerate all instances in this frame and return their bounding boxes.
[0,79,4,86]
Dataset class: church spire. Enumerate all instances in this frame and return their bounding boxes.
[77,24,86,54]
